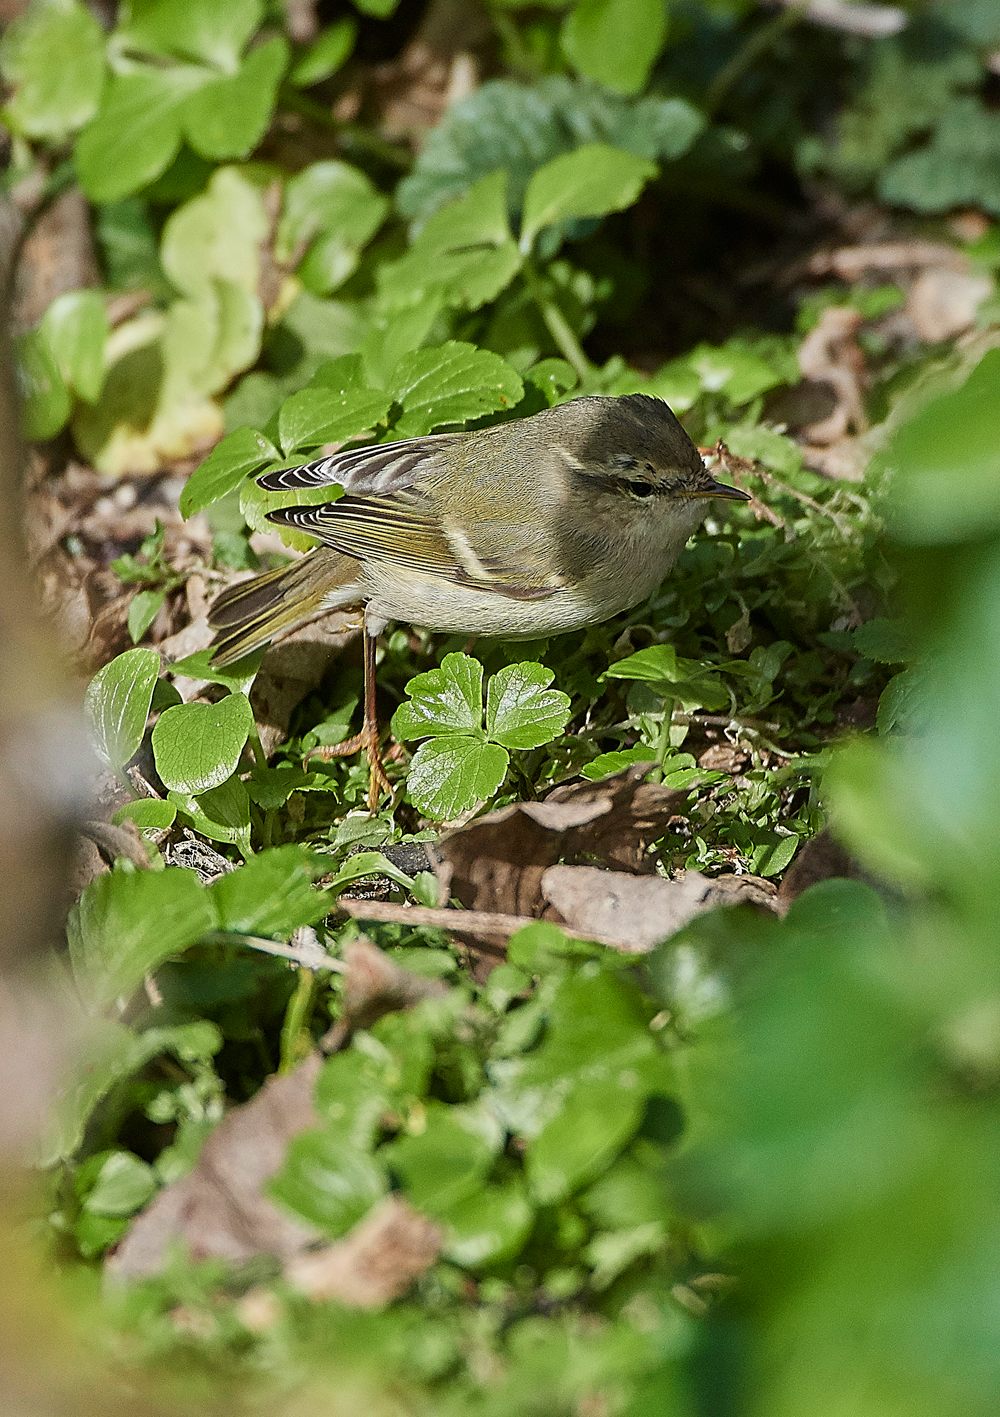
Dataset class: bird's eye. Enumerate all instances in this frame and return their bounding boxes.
[626,480,655,498]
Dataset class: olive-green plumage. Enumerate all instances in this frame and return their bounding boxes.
[208,393,748,666]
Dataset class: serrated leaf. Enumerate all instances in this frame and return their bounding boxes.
[84,647,161,773]
[397,76,702,227]
[388,342,524,436]
[0,0,105,140]
[68,866,213,1009]
[391,652,485,740]
[75,66,207,204]
[406,738,509,820]
[853,618,914,665]
[378,171,522,314]
[520,143,657,251]
[13,328,71,441]
[151,693,254,794]
[209,845,331,937]
[278,378,393,454]
[289,17,356,87]
[118,0,263,71]
[181,36,288,163]
[180,426,278,517]
[877,666,929,736]
[277,160,388,294]
[39,289,108,404]
[561,0,667,97]
[485,661,571,750]
[127,587,166,643]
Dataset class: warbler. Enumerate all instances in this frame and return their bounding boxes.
[208,393,749,806]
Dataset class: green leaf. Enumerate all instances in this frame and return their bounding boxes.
[161,165,269,300]
[876,666,929,737]
[0,0,105,139]
[277,360,394,453]
[383,1101,502,1214]
[880,98,1000,219]
[277,160,389,295]
[406,738,510,819]
[84,647,161,773]
[118,0,263,70]
[127,587,166,643]
[485,661,571,750]
[181,36,288,162]
[68,867,213,1009]
[13,328,71,441]
[391,652,485,740]
[387,342,524,436]
[74,66,206,203]
[397,76,703,226]
[41,1018,220,1164]
[166,647,264,696]
[605,646,730,711]
[39,289,108,404]
[441,1179,534,1270]
[691,338,792,405]
[112,798,177,832]
[151,693,254,794]
[580,746,656,781]
[852,618,914,665]
[80,1150,157,1216]
[169,776,252,854]
[289,18,356,87]
[561,0,668,97]
[885,348,1000,542]
[180,426,279,517]
[271,1129,388,1237]
[378,171,522,314]
[520,143,657,252]
[208,845,332,937]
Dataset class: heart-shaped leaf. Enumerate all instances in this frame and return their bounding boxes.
[152,692,254,794]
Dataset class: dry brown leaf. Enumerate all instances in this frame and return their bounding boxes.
[809,240,968,280]
[541,865,778,951]
[906,268,992,344]
[436,767,686,923]
[797,306,869,444]
[320,937,448,1051]
[284,1196,442,1308]
[106,1054,324,1282]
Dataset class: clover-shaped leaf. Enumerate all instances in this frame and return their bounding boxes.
[486,662,571,750]
[393,653,571,819]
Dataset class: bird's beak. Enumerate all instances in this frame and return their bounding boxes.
[686,480,752,502]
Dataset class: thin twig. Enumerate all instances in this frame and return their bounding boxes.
[338,898,624,952]
[207,928,344,972]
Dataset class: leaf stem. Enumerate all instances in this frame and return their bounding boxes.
[522,258,594,382]
[703,6,804,119]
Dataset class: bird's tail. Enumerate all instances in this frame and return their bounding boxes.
[207,550,359,667]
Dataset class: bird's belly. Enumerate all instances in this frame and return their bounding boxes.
[360,560,664,638]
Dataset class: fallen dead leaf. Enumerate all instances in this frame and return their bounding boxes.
[697,743,749,774]
[541,865,778,951]
[106,1054,323,1282]
[284,1196,442,1308]
[320,937,448,1052]
[809,240,968,281]
[436,767,686,921]
[797,306,869,444]
[906,268,992,344]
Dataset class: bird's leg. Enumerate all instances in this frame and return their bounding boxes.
[303,623,392,813]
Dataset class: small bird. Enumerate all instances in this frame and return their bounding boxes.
[208,393,750,808]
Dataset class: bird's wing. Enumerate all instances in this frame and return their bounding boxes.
[256,434,461,497]
[267,488,564,602]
